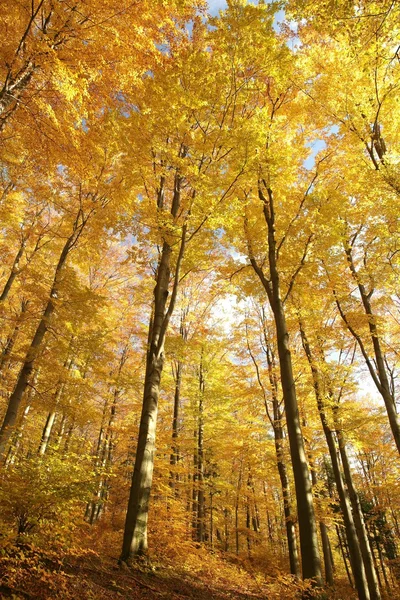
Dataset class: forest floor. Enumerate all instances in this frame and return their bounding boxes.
[0,538,360,600]
[0,525,378,600]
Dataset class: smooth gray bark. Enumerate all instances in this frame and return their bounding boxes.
[120,171,186,562]
[341,243,400,456]
[248,182,322,584]
[335,426,381,600]
[299,320,371,600]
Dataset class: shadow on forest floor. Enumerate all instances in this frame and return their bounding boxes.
[0,541,378,600]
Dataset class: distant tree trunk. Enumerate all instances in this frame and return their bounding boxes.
[169,360,182,490]
[336,525,353,588]
[0,299,29,374]
[170,309,188,490]
[192,425,199,538]
[38,411,57,456]
[320,523,334,587]
[4,369,39,466]
[235,460,243,555]
[248,182,321,584]
[5,403,31,466]
[334,417,381,600]
[0,208,90,455]
[55,414,66,447]
[336,242,400,456]
[224,507,230,552]
[120,170,187,562]
[267,344,301,577]
[308,459,334,587]
[246,316,300,576]
[210,492,214,549]
[38,356,73,456]
[246,495,252,557]
[196,355,205,543]
[64,421,74,453]
[298,319,370,600]
[0,239,26,303]
[88,347,128,523]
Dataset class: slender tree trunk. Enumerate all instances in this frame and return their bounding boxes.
[335,422,381,600]
[0,212,87,455]
[169,360,182,489]
[64,422,74,453]
[308,452,335,588]
[89,347,127,523]
[246,496,252,557]
[235,461,243,555]
[0,300,29,374]
[269,366,301,576]
[339,244,400,455]
[196,356,205,543]
[224,507,230,552]
[0,239,25,303]
[337,525,354,588]
[299,319,370,600]
[38,411,57,456]
[120,171,187,562]
[210,492,214,549]
[55,414,66,448]
[170,309,187,490]
[248,183,321,584]
[320,522,334,587]
[5,403,31,467]
[246,314,300,576]
[38,356,72,456]
[89,385,120,524]
[192,425,199,538]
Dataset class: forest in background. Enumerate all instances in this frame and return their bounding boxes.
[0,0,399,598]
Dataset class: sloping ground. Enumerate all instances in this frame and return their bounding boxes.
[0,541,368,600]
[0,547,277,600]
[0,543,295,600]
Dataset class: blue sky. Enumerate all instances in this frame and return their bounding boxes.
[208,0,228,14]
[208,1,260,14]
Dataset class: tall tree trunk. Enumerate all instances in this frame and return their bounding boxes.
[235,462,242,555]
[5,403,31,467]
[169,360,182,489]
[192,425,199,539]
[299,319,370,600]
[308,458,334,587]
[246,316,300,576]
[267,346,301,577]
[89,346,128,523]
[38,355,73,456]
[334,419,381,600]
[0,239,26,303]
[120,171,187,562]
[0,209,89,455]
[336,524,354,588]
[224,507,230,552]
[170,309,188,488]
[38,411,57,456]
[196,355,205,543]
[0,300,29,374]
[248,182,321,584]
[337,242,400,455]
